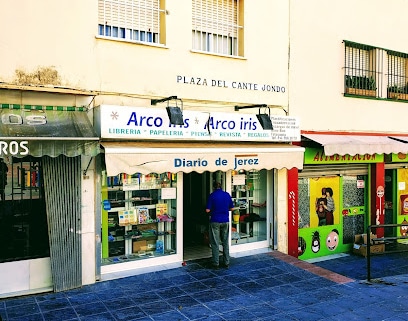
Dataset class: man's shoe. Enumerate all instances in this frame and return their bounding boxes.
[221,263,229,269]
[207,263,219,270]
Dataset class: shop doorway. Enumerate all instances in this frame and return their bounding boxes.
[183,171,225,261]
[183,172,211,261]
[385,169,395,237]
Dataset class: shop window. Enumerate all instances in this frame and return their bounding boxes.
[101,172,177,264]
[98,0,165,45]
[342,175,366,244]
[230,169,267,245]
[192,0,243,57]
[298,176,340,228]
[0,157,49,263]
[298,178,310,228]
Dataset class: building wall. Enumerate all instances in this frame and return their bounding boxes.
[0,0,297,290]
[289,0,408,134]
[0,0,290,110]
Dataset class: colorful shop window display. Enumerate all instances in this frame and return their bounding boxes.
[298,176,345,259]
[397,169,408,240]
[298,174,368,259]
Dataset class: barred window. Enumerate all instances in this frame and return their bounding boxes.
[344,41,379,97]
[98,0,165,45]
[387,51,408,99]
[192,0,243,57]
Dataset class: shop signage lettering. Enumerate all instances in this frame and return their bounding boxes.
[312,151,378,162]
[2,113,47,125]
[99,105,301,142]
[304,148,382,164]
[125,112,261,131]
[176,75,286,93]
[0,141,29,156]
[127,113,174,127]
[174,156,259,170]
[205,116,258,130]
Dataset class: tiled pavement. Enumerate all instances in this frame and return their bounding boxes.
[2,250,408,321]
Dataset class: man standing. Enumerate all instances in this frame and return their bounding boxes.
[206,182,234,269]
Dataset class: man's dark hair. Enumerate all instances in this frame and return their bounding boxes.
[213,182,222,189]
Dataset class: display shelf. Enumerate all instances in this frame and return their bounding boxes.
[102,172,177,264]
[231,170,267,244]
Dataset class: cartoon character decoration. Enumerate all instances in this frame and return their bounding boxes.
[311,231,320,253]
[400,218,408,237]
[326,229,339,251]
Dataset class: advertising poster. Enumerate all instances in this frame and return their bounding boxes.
[309,177,340,228]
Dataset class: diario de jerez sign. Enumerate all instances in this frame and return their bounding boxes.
[304,148,383,164]
[95,105,301,142]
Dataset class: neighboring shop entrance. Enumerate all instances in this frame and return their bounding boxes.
[0,156,48,262]
[298,163,369,260]
[385,169,395,237]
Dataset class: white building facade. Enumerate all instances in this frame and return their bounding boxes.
[0,0,305,298]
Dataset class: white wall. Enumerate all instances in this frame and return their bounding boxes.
[0,258,52,298]
[0,0,290,110]
[289,0,408,134]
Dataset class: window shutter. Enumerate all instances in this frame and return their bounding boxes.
[98,0,159,33]
[388,54,407,87]
[345,46,369,77]
[192,0,238,37]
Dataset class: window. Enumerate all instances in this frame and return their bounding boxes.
[98,0,165,45]
[192,0,243,57]
[387,51,408,99]
[343,41,408,101]
[344,41,380,97]
[230,170,267,245]
[101,171,177,265]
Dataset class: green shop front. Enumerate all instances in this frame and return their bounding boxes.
[297,133,408,260]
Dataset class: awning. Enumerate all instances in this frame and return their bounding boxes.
[101,141,305,175]
[0,106,100,157]
[302,133,408,156]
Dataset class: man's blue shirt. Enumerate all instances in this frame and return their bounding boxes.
[206,189,234,223]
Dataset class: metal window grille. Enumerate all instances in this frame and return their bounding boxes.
[192,0,241,56]
[344,41,382,98]
[387,51,408,98]
[0,157,49,263]
[98,0,162,44]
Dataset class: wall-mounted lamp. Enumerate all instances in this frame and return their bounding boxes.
[234,104,273,130]
[151,95,184,125]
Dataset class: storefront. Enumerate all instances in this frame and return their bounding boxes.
[0,104,99,297]
[296,133,408,260]
[94,104,304,278]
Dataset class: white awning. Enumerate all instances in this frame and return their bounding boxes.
[101,141,305,175]
[302,134,408,156]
